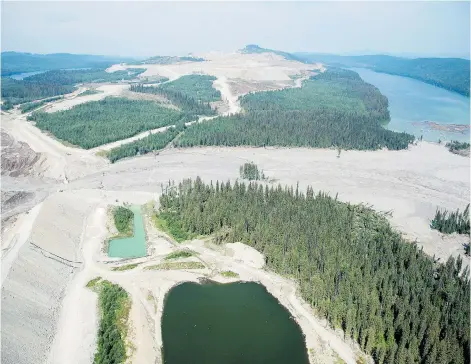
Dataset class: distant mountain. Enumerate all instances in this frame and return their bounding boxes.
[240,45,469,97]
[240,44,303,62]
[293,52,470,97]
[1,52,135,76]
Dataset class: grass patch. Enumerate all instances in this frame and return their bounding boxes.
[86,277,102,289]
[113,206,134,236]
[112,263,139,271]
[145,261,205,270]
[164,250,197,260]
[78,89,103,97]
[220,270,239,278]
[153,212,196,242]
[89,280,131,364]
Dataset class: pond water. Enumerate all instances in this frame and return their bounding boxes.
[108,205,147,258]
[352,68,470,142]
[161,281,310,364]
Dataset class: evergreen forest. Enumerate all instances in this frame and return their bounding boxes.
[158,178,470,364]
[106,127,181,163]
[28,97,190,149]
[130,83,215,116]
[430,204,470,235]
[159,74,221,103]
[240,162,264,180]
[176,69,414,150]
[2,68,144,105]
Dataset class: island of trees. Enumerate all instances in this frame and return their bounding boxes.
[28,97,190,149]
[176,69,414,150]
[157,177,469,364]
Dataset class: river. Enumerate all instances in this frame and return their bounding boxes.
[352,68,470,142]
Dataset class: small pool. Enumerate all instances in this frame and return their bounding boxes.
[162,281,310,364]
[108,205,147,258]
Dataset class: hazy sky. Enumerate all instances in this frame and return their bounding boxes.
[2,1,470,58]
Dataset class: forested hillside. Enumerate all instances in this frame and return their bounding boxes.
[158,178,470,364]
[28,97,190,149]
[1,77,75,105]
[294,53,470,97]
[1,51,132,76]
[26,68,145,85]
[139,55,205,64]
[177,69,414,150]
[2,68,144,105]
[241,44,303,62]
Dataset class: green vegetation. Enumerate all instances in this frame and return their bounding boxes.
[158,178,470,364]
[240,162,264,180]
[106,126,180,163]
[26,68,144,85]
[129,74,220,117]
[89,280,130,364]
[294,53,470,97]
[140,55,205,65]
[145,261,205,270]
[153,211,196,242]
[177,69,414,151]
[28,97,189,149]
[137,76,170,84]
[159,74,221,103]
[2,68,143,105]
[78,89,103,97]
[241,44,303,62]
[446,140,470,154]
[113,206,134,235]
[112,263,139,271]
[86,277,102,288]
[220,270,239,278]
[164,250,197,260]
[1,76,75,105]
[1,51,132,76]
[430,204,470,235]
[1,101,13,111]
[19,96,63,113]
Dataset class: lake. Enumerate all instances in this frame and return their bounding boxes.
[108,205,147,258]
[353,68,470,142]
[162,281,310,364]
[9,71,47,80]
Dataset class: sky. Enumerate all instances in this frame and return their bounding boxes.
[1,1,470,58]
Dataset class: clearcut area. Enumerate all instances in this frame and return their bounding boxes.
[108,205,147,258]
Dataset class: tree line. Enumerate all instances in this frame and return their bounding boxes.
[106,126,181,163]
[157,178,470,364]
[431,204,470,235]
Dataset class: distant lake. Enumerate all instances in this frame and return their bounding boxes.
[9,71,46,80]
[352,68,470,142]
[9,68,92,80]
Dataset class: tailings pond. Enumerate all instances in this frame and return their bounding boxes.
[162,281,310,364]
[353,68,470,142]
[108,205,146,258]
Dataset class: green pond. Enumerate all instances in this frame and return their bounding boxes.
[161,281,310,364]
[108,205,147,258]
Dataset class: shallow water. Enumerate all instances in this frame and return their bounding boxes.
[108,205,146,258]
[162,281,310,364]
[352,68,470,142]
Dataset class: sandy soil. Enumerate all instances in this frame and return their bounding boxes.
[44,84,129,113]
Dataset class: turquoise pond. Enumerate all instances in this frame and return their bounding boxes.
[108,205,147,258]
[352,68,470,142]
